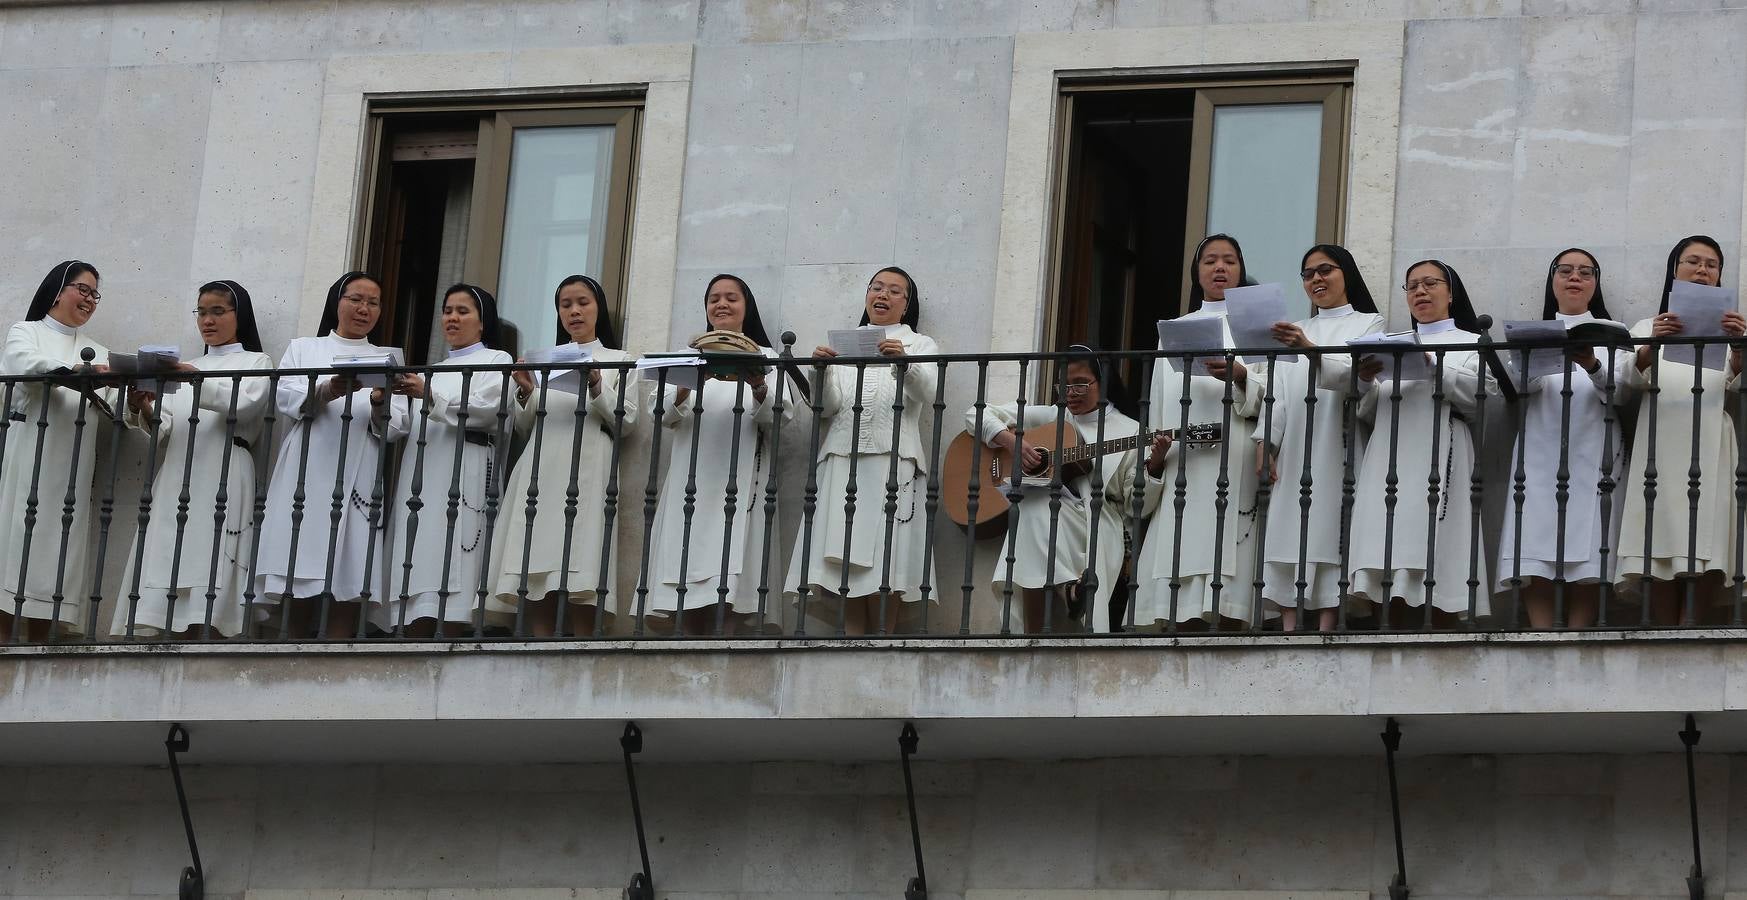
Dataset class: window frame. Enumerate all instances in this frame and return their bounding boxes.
[353,92,644,354]
[1182,80,1351,304]
[1041,66,1356,358]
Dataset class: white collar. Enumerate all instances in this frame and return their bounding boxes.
[1555,311,1594,324]
[328,332,369,347]
[577,338,605,354]
[208,342,243,356]
[39,316,75,336]
[1198,299,1228,316]
[1417,317,1458,335]
[1317,304,1354,319]
[447,341,485,359]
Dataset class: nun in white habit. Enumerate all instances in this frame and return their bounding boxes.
[0,260,123,640]
[642,274,796,635]
[789,266,942,636]
[1130,234,1267,630]
[1495,249,1633,629]
[1251,245,1386,631]
[1615,235,1747,625]
[1347,259,1491,623]
[113,280,273,638]
[489,275,640,637]
[254,272,409,639]
[963,346,1143,634]
[378,284,513,637]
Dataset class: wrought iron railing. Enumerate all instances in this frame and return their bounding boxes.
[3,328,1745,643]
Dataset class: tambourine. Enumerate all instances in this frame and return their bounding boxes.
[688,330,769,381]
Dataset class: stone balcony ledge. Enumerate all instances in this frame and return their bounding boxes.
[3,631,1746,765]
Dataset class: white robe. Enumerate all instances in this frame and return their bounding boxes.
[1616,317,1741,583]
[644,346,791,617]
[378,344,513,629]
[1252,306,1386,611]
[1347,320,1491,616]
[967,401,1141,613]
[1131,304,1265,626]
[787,325,941,603]
[113,343,272,636]
[489,342,639,619]
[254,333,410,609]
[0,318,121,632]
[1496,313,1633,589]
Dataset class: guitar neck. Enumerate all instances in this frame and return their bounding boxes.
[1059,427,1182,465]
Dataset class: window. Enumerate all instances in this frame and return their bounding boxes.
[355,95,641,362]
[1046,70,1352,379]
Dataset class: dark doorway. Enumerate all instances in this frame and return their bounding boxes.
[1055,89,1194,396]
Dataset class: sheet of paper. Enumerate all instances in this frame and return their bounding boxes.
[110,345,185,394]
[636,352,708,392]
[827,325,890,357]
[1156,316,1226,375]
[1665,280,1736,370]
[1222,282,1298,363]
[525,344,593,395]
[1501,319,1571,386]
[1347,330,1432,383]
[332,347,405,389]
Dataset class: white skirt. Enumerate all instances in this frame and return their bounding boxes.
[1261,560,1343,612]
[787,452,931,599]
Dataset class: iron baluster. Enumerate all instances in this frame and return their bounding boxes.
[996,358,1030,634]
[593,364,634,638]
[792,360,830,636]
[960,361,990,634]
[431,367,477,633]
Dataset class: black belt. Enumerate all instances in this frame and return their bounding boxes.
[464,431,496,448]
[7,412,21,423]
[233,436,252,453]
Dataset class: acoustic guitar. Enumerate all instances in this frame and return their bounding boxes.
[942,420,1223,539]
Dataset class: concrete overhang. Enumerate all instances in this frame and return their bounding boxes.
[3,631,1746,765]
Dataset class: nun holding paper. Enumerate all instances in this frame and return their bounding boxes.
[254,272,409,639]
[1616,236,1747,624]
[1128,234,1267,631]
[1345,259,1490,624]
[490,274,639,638]
[113,280,273,638]
[0,260,123,640]
[378,283,513,637]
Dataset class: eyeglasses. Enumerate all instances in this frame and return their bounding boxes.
[867,284,906,299]
[1679,256,1722,272]
[340,293,381,307]
[66,283,100,302]
[1062,381,1097,394]
[1300,263,1339,280]
[1402,277,1447,292]
[192,306,234,319]
[1552,264,1600,280]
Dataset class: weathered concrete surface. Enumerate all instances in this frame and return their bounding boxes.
[0,753,1741,897]
[3,633,1746,766]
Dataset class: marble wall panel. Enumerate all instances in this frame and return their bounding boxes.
[675,44,805,270]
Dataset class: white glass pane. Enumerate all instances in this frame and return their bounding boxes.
[1205,103,1323,292]
[497,125,614,351]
